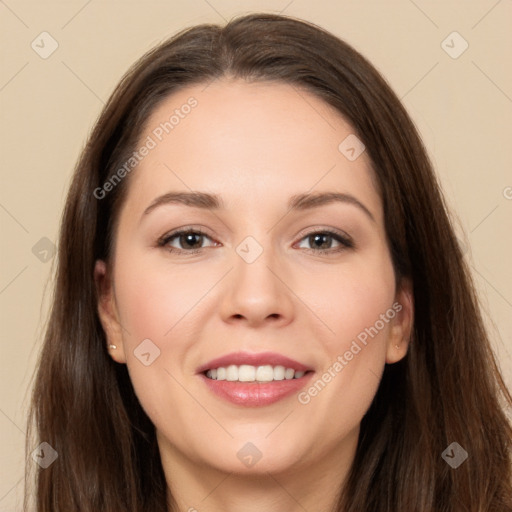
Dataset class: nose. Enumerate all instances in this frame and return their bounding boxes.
[218,240,295,328]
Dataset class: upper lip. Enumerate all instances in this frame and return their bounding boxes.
[196,351,314,374]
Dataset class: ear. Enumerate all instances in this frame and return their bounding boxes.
[385,277,414,364]
[94,259,127,363]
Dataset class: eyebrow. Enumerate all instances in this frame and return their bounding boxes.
[141,191,375,223]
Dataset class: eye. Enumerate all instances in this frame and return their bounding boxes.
[295,229,354,254]
[157,227,354,255]
[157,228,217,254]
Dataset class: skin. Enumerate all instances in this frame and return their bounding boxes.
[95,78,413,512]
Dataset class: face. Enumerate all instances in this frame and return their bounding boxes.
[95,78,413,480]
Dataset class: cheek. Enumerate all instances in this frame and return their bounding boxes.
[297,249,396,420]
[114,253,212,343]
[311,248,397,355]
[112,255,206,429]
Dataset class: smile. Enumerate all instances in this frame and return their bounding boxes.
[197,350,315,406]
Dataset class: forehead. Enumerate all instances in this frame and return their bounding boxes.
[120,78,382,223]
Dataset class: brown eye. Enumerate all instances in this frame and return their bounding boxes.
[175,232,205,250]
[158,229,216,254]
[296,230,353,254]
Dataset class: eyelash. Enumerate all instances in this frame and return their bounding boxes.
[156,226,354,256]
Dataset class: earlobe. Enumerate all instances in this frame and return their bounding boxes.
[385,277,414,364]
[94,259,127,364]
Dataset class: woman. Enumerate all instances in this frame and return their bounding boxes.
[25,12,512,512]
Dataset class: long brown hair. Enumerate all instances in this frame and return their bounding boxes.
[25,13,512,512]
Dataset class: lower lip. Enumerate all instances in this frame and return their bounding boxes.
[199,372,314,407]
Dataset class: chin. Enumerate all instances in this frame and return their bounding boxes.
[200,436,308,476]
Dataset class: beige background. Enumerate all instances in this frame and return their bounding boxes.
[1,1,511,509]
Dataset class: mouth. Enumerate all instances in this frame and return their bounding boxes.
[196,351,315,407]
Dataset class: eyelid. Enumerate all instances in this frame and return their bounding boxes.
[157,225,217,249]
[296,225,353,244]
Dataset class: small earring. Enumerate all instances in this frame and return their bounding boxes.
[108,344,117,350]
[395,344,400,349]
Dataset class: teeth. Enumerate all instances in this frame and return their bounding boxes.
[226,365,238,381]
[284,367,295,379]
[205,365,307,382]
[239,364,255,382]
